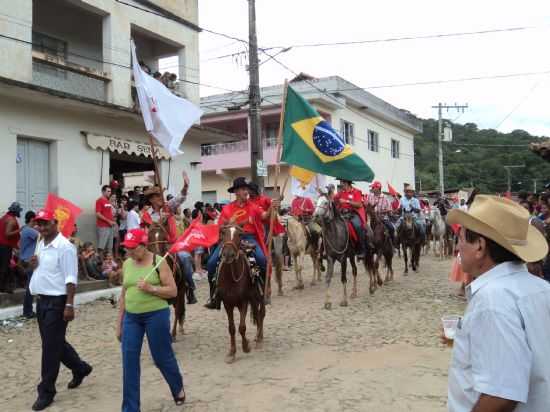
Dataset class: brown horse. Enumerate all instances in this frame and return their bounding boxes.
[217,224,265,364]
[397,213,423,274]
[147,222,186,341]
[366,205,394,285]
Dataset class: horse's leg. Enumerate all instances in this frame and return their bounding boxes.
[239,303,250,354]
[293,252,304,290]
[340,256,348,307]
[375,251,384,287]
[275,252,284,296]
[403,245,409,275]
[224,304,237,364]
[310,250,318,286]
[256,298,266,346]
[324,256,334,310]
[350,255,358,299]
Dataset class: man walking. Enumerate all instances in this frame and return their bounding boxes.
[29,209,92,411]
[96,185,116,254]
[20,210,39,318]
[447,195,550,412]
[0,202,22,293]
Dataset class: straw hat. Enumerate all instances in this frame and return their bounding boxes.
[144,186,162,197]
[447,195,548,262]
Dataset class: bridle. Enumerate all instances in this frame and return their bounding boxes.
[219,225,246,283]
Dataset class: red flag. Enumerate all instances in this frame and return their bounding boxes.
[169,218,219,254]
[387,182,399,197]
[44,194,82,237]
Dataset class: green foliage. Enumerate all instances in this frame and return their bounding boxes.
[415,119,550,193]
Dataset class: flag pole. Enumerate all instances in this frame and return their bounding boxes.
[148,134,163,189]
[265,79,288,301]
[143,251,170,281]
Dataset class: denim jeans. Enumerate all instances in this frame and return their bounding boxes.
[23,265,34,316]
[176,251,196,290]
[206,234,266,281]
[121,308,183,412]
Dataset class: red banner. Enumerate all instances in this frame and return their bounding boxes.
[169,218,219,254]
[44,194,82,237]
[387,182,399,197]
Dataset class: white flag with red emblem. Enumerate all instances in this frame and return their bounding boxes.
[131,40,203,157]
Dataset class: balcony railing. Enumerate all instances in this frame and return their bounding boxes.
[31,51,110,102]
[201,137,278,156]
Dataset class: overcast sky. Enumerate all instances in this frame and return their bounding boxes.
[188,0,550,136]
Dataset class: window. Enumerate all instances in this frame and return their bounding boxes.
[340,120,355,145]
[391,139,400,159]
[367,130,379,152]
[32,31,68,79]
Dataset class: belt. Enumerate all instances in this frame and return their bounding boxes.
[36,294,67,301]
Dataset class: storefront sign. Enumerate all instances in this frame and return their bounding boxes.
[85,133,170,159]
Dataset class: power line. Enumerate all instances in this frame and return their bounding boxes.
[494,78,546,129]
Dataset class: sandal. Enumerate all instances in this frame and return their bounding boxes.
[174,391,186,406]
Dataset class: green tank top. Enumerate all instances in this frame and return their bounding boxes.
[123,255,169,314]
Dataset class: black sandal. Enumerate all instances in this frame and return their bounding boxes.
[174,392,186,406]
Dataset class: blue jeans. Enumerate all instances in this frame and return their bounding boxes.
[23,266,34,316]
[176,251,196,290]
[121,308,183,412]
[207,234,266,281]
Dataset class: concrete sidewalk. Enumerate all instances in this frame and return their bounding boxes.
[0,286,121,321]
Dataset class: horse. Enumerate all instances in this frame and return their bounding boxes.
[397,213,423,274]
[430,207,447,259]
[365,205,394,285]
[217,224,265,364]
[314,194,374,307]
[147,222,186,341]
[424,213,433,255]
[284,216,322,292]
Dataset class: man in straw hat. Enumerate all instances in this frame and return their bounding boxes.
[446,195,550,412]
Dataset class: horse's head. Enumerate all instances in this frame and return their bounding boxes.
[403,213,415,230]
[220,224,243,263]
[147,223,169,255]
[314,194,333,221]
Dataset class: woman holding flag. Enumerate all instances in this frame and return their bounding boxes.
[117,228,186,411]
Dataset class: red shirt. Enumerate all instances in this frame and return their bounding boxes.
[334,188,362,211]
[0,213,20,248]
[391,198,400,211]
[251,195,285,235]
[96,196,114,228]
[219,200,263,235]
[291,197,315,217]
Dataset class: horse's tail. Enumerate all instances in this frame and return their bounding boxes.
[250,294,260,326]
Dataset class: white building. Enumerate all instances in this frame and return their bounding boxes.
[0,0,227,241]
[199,75,423,203]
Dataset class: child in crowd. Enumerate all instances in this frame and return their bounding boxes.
[69,225,83,252]
[81,242,105,280]
[102,251,122,285]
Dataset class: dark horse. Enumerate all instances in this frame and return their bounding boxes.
[218,224,265,364]
[314,194,375,308]
[147,222,186,341]
[366,204,394,285]
[397,213,423,274]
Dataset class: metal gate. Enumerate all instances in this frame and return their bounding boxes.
[16,138,50,213]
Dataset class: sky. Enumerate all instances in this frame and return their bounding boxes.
[177,0,550,136]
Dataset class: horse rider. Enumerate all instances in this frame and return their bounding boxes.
[333,179,367,258]
[248,182,286,239]
[433,192,452,219]
[397,184,426,238]
[365,181,395,244]
[204,177,279,309]
[141,172,197,305]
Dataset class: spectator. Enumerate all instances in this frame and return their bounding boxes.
[126,200,141,231]
[0,202,22,293]
[20,211,38,318]
[110,194,121,257]
[139,60,151,74]
[167,73,177,90]
[81,242,104,280]
[153,71,162,81]
[96,185,116,254]
[118,196,129,254]
[69,225,84,252]
[182,208,191,230]
[101,251,121,285]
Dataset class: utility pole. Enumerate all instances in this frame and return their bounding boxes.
[432,103,468,196]
[248,0,263,188]
[533,178,538,193]
[503,165,524,193]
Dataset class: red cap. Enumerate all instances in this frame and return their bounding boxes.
[34,209,56,222]
[121,229,148,249]
[370,181,382,190]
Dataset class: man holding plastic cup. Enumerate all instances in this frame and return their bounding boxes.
[446,195,550,412]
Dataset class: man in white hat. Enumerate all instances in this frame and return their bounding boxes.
[446,195,550,412]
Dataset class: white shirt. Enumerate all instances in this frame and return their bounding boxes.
[448,262,550,412]
[29,233,78,296]
[126,209,141,231]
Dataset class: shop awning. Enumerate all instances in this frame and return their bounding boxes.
[84,132,170,160]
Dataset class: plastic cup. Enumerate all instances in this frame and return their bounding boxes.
[441,315,461,344]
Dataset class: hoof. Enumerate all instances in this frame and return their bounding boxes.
[171,335,177,343]
[324,302,332,310]
[377,278,384,286]
[340,300,348,307]
[255,340,263,350]
[242,342,251,353]
[277,289,284,296]
[225,354,236,364]
[369,288,375,295]
[293,283,305,290]
[403,271,408,276]
[310,281,316,287]
[350,292,357,299]
[264,297,271,305]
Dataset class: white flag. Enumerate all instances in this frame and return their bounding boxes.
[291,174,326,198]
[131,40,203,157]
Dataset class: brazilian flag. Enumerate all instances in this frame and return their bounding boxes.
[281,86,374,181]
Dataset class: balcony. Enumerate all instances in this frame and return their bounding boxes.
[201,137,279,171]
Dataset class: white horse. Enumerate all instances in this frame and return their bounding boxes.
[285,216,321,291]
[430,207,447,259]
